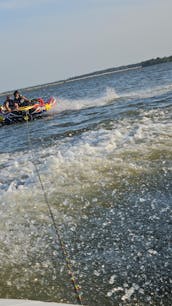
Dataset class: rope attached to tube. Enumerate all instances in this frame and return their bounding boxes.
[26,119,83,305]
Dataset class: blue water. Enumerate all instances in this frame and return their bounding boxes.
[0,63,172,305]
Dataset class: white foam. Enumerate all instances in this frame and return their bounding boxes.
[0,105,171,280]
[0,106,171,203]
[53,87,119,113]
[120,83,172,100]
[52,83,172,115]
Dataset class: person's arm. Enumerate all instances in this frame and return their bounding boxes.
[22,95,30,102]
[14,102,19,110]
[4,101,11,112]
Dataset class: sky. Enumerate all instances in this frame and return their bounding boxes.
[0,0,171,92]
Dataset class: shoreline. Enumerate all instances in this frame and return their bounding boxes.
[0,65,142,98]
[1,54,171,97]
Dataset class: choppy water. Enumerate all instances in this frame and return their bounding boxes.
[0,63,172,305]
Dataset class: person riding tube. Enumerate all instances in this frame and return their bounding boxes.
[13,90,30,107]
[3,95,19,112]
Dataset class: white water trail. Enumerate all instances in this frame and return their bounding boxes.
[52,87,119,113]
[120,84,172,100]
[50,83,172,115]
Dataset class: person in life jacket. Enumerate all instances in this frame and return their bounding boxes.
[3,95,19,112]
[13,90,30,107]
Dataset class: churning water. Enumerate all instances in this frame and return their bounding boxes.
[0,62,172,305]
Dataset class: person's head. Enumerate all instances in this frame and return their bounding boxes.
[6,95,10,101]
[13,90,20,98]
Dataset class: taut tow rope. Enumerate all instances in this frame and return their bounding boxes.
[26,119,83,305]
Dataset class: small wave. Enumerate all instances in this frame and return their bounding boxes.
[1,106,171,198]
[120,84,172,100]
[103,87,119,101]
[53,84,172,115]
[52,87,119,113]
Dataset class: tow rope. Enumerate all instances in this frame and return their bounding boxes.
[26,119,83,305]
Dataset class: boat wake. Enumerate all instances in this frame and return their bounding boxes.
[120,83,172,100]
[53,87,119,113]
[52,83,172,115]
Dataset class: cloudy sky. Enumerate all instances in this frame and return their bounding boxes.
[0,0,171,92]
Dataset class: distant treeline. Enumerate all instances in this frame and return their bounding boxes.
[141,55,172,67]
[1,55,172,97]
[68,63,139,81]
[68,55,172,81]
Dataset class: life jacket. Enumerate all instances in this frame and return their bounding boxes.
[13,95,23,106]
[8,99,15,108]
[4,99,16,111]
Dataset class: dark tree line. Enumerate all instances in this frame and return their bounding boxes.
[141,56,172,67]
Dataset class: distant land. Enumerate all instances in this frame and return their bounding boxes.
[0,55,172,96]
[67,55,172,81]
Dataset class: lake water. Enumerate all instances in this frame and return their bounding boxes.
[0,62,172,305]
